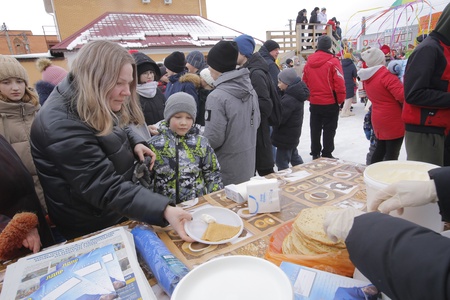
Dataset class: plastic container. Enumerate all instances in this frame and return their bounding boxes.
[364,160,443,232]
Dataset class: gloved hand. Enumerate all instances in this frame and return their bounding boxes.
[324,208,365,243]
[132,156,153,189]
[368,180,438,215]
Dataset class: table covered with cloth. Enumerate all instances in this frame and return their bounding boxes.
[150,158,367,272]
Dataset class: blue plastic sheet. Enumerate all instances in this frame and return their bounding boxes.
[131,225,189,296]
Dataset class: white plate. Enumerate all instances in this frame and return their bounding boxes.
[184,206,243,245]
[177,197,199,209]
[172,256,293,300]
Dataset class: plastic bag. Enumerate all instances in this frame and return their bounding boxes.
[264,221,355,277]
[131,225,189,296]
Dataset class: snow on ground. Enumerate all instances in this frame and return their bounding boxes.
[296,100,407,166]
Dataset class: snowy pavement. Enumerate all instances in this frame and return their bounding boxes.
[296,100,407,166]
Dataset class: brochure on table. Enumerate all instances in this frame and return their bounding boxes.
[0,227,156,300]
[280,261,380,300]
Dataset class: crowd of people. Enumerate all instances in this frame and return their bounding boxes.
[0,3,449,299]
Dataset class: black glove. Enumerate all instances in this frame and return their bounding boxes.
[132,156,153,189]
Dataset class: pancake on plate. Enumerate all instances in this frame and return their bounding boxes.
[201,222,241,242]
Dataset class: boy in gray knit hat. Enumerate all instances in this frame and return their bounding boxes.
[148,92,223,204]
[272,68,310,170]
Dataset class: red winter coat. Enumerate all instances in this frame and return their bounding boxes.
[303,50,346,105]
[358,66,405,140]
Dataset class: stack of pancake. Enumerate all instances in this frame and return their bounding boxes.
[282,206,347,255]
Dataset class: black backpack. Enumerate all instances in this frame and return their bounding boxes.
[267,77,283,127]
[249,67,283,127]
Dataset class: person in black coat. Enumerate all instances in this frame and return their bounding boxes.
[235,34,275,176]
[296,9,308,30]
[258,40,281,90]
[272,68,310,170]
[0,134,55,258]
[30,41,193,241]
[340,53,358,117]
[307,7,321,46]
[296,9,308,47]
[325,166,450,300]
[131,51,166,126]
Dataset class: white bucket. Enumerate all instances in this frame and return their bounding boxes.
[363,160,443,232]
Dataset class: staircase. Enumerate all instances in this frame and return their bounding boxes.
[265,24,340,59]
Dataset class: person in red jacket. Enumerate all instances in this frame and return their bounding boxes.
[358,48,405,164]
[302,35,346,159]
[402,3,450,166]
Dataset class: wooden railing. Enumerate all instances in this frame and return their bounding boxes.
[265,23,340,58]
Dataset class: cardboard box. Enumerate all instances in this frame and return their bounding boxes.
[247,178,280,214]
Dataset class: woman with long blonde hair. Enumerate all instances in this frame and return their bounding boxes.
[30,40,194,241]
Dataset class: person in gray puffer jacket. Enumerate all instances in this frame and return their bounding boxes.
[204,41,261,186]
[148,92,223,204]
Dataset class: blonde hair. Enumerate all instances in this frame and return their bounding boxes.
[70,40,144,136]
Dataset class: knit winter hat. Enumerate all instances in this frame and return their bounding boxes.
[380,44,391,55]
[361,48,386,67]
[263,40,280,52]
[317,35,332,51]
[234,34,256,58]
[164,92,197,122]
[186,51,206,70]
[36,58,67,86]
[164,51,186,73]
[207,41,238,73]
[131,52,161,79]
[0,55,29,85]
[388,60,402,75]
[200,68,215,87]
[278,68,300,85]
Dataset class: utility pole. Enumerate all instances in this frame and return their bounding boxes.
[287,19,295,49]
[1,23,14,55]
[287,19,295,32]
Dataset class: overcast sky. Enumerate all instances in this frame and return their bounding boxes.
[1,0,447,41]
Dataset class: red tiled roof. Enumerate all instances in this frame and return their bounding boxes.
[51,12,244,52]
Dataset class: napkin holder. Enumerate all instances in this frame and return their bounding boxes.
[247,178,280,214]
[224,182,248,204]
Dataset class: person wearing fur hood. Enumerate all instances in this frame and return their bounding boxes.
[131,51,166,126]
[34,58,68,105]
[0,55,48,214]
[358,48,405,164]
